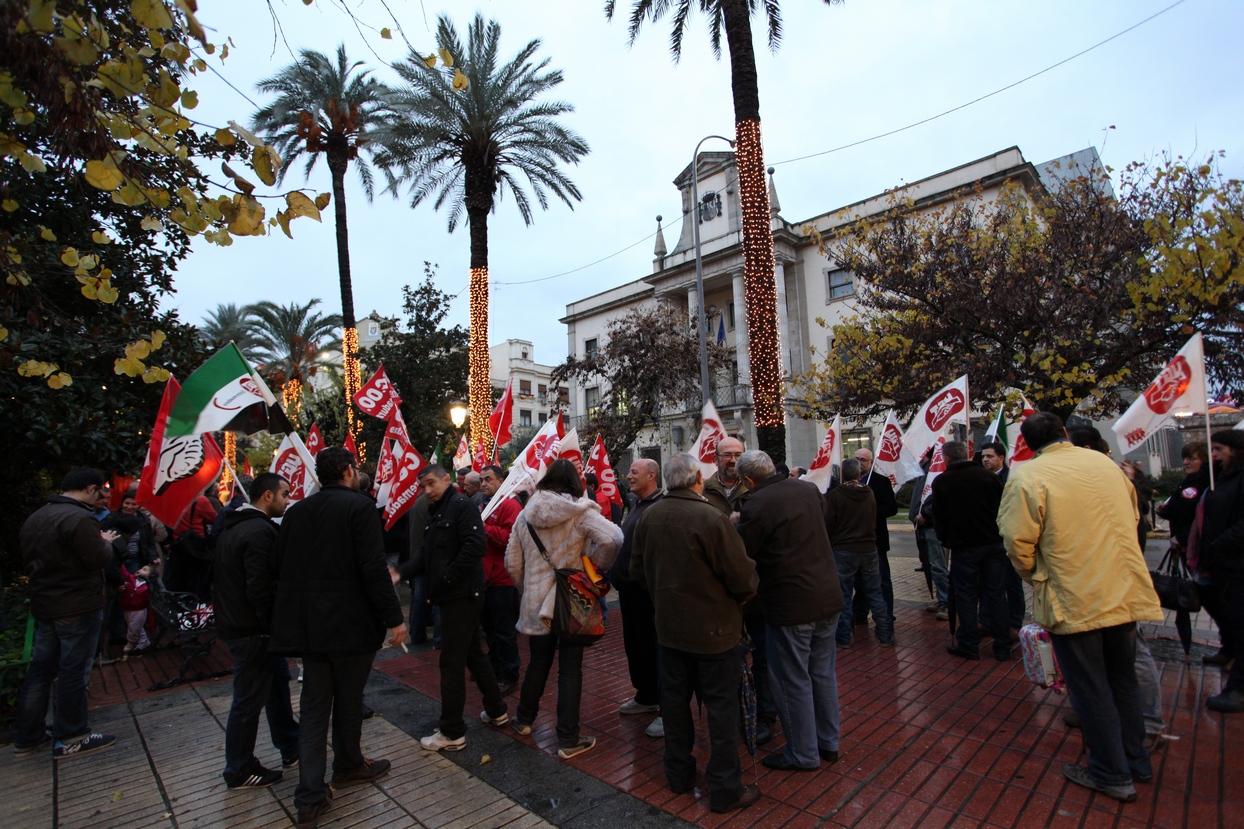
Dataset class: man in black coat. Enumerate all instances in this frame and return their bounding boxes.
[12,468,118,759]
[1202,430,1244,712]
[930,441,1012,661]
[270,449,406,829]
[399,465,508,752]
[854,448,898,627]
[215,472,298,789]
[980,441,1025,632]
[736,451,846,773]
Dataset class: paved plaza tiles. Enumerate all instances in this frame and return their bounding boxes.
[4,537,1241,828]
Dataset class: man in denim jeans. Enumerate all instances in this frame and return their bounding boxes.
[736,450,846,773]
[1000,412,1162,803]
[13,468,118,760]
[826,459,892,648]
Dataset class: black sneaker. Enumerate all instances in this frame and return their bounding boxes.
[282,755,299,769]
[53,733,116,760]
[227,765,283,789]
[13,732,51,757]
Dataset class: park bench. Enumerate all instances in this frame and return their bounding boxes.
[146,578,232,691]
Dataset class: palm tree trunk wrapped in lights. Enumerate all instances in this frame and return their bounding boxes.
[379,14,589,452]
[605,0,845,463]
[468,266,491,451]
[219,431,237,503]
[282,377,304,428]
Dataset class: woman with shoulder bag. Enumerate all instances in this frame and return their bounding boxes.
[504,460,623,759]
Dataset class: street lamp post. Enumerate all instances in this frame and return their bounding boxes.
[449,400,468,430]
[691,134,735,409]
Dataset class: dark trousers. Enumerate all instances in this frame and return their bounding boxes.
[408,576,441,646]
[1224,575,1244,691]
[295,651,374,808]
[950,544,1012,658]
[853,549,895,623]
[1051,622,1151,787]
[661,646,743,811]
[438,595,506,739]
[516,634,584,747]
[223,636,299,781]
[617,584,661,706]
[1200,574,1237,659]
[482,586,521,683]
[13,609,103,746]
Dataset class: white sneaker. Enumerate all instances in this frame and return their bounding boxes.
[420,730,465,752]
[645,716,664,738]
[618,698,660,716]
[479,710,510,727]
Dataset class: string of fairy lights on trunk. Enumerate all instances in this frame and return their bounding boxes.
[218,431,236,502]
[342,326,362,454]
[734,118,784,431]
[468,266,492,453]
[282,378,303,428]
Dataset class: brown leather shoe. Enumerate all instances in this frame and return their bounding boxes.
[296,797,332,829]
[330,758,391,788]
[711,783,762,813]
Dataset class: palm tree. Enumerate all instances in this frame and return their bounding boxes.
[605,0,840,462]
[201,302,259,358]
[245,299,343,426]
[251,45,391,437]
[379,14,589,450]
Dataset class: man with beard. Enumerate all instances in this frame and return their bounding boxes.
[215,473,299,789]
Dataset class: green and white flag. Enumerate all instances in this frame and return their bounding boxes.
[165,343,278,437]
[983,405,1009,451]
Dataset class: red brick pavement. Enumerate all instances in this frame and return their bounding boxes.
[376,605,1244,829]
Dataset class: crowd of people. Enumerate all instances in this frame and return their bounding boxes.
[11,418,1244,826]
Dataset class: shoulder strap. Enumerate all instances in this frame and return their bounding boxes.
[526,523,553,568]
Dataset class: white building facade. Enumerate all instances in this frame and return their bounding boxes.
[561,146,1110,470]
[490,339,561,430]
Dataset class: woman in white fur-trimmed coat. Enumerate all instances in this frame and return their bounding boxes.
[504,459,623,760]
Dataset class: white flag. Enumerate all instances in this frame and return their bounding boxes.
[688,399,728,481]
[481,417,564,520]
[1235,417,1244,431]
[903,375,970,458]
[873,410,923,488]
[271,432,320,503]
[804,415,841,493]
[557,428,585,482]
[1113,333,1207,453]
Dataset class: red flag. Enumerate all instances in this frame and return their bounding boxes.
[353,364,402,421]
[473,441,488,473]
[243,457,252,476]
[491,444,500,466]
[374,438,397,506]
[557,429,585,483]
[135,378,224,528]
[385,405,414,451]
[382,440,426,530]
[108,474,134,511]
[555,411,565,439]
[343,431,358,461]
[306,423,325,457]
[489,377,514,448]
[585,435,623,514]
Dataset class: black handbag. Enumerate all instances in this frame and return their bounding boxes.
[1149,545,1200,613]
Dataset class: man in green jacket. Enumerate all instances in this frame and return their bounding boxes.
[632,453,760,814]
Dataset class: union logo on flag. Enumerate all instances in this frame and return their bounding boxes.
[1143,356,1193,415]
[925,388,966,431]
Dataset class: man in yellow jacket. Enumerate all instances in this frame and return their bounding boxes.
[999,412,1162,804]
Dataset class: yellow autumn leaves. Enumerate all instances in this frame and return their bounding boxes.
[114,330,170,384]
[421,47,470,91]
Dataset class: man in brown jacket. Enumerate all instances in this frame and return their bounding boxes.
[632,453,761,814]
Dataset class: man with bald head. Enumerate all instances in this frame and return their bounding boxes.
[851,447,898,629]
[704,437,749,518]
[611,459,665,734]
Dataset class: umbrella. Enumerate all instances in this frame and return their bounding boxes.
[944,548,957,643]
[1174,609,1193,660]
[739,631,759,757]
[916,529,935,600]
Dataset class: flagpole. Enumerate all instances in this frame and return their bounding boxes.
[1203,349,1216,493]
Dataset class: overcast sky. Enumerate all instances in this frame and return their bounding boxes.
[171,0,1244,369]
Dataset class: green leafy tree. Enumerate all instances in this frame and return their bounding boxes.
[252,44,392,435]
[793,156,1244,423]
[605,0,842,462]
[363,264,470,456]
[552,303,732,463]
[380,13,589,452]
